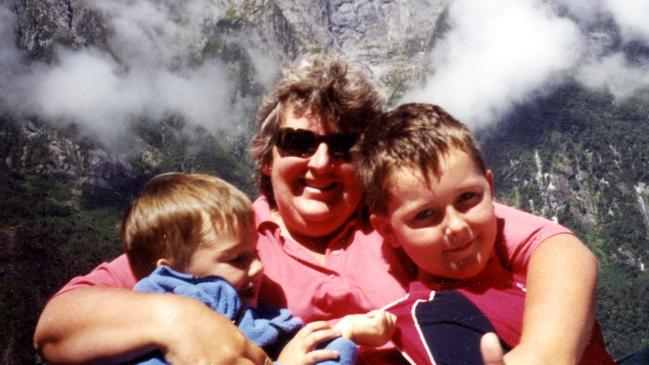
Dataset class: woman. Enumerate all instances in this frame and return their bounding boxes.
[34,54,413,364]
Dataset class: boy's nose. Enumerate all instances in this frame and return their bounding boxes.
[445,210,469,241]
[249,257,264,278]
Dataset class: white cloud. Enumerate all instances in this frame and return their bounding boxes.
[0,0,280,151]
[400,0,649,128]
[605,0,649,44]
[401,0,584,128]
[577,53,649,99]
[555,0,606,25]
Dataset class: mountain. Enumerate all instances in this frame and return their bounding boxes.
[480,84,649,357]
[1,0,648,363]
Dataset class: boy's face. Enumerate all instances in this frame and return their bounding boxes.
[371,149,498,281]
[181,226,263,306]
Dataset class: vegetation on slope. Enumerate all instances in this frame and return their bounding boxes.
[480,83,649,357]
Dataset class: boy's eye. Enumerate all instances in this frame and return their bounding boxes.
[414,209,442,223]
[459,192,476,202]
[457,192,482,209]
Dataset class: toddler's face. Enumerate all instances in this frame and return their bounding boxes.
[371,150,498,280]
[183,226,263,306]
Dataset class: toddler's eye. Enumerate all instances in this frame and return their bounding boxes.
[415,209,432,220]
[229,255,246,265]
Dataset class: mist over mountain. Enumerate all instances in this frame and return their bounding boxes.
[1,0,648,363]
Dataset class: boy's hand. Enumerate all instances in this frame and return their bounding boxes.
[481,333,505,365]
[480,333,559,365]
[277,321,341,365]
[334,310,397,347]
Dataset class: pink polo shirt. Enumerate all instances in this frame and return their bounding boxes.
[253,196,413,322]
[56,197,414,308]
[54,196,414,364]
[54,199,575,364]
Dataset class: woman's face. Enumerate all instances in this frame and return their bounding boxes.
[264,104,363,238]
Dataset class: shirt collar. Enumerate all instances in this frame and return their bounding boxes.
[253,195,277,231]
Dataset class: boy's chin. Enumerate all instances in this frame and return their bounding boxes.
[240,290,259,307]
[244,297,259,307]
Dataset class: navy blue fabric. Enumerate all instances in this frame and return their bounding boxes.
[415,290,509,365]
[619,345,649,365]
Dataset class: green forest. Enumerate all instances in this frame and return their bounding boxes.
[480,83,649,358]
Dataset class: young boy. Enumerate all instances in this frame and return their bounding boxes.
[122,172,396,365]
[353,103,616,365]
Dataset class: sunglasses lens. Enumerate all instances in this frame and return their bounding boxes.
[328,134,358,159]
[276,129,317,157]
[275,128,358,160]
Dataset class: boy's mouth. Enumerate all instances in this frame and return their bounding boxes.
[445,240,474,255]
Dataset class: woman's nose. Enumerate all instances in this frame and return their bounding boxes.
[307,142,334,171]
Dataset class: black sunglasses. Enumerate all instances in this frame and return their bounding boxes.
[274,128,359,160]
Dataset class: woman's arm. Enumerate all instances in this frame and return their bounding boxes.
[506,234,597,365]
[34,286,271,364]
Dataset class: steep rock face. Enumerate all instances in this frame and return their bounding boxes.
[481,85,649,272]
[224,0,448,96]
[2,0,450,198]
[1,117,138,208]
[10,0,107,61]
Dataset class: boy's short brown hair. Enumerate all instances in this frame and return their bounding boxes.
[122,173,254,279]
[353,103,487,215]
[249,53,383,207]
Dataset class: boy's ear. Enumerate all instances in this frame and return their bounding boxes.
[156,258,172,267]
[486,169,495,197]
[370,214,401,248]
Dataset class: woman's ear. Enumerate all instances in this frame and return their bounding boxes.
[370,214,400,248]
[262,160,272,176]
[486,169,495,197]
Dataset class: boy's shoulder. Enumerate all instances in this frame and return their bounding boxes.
[493,202,571,236]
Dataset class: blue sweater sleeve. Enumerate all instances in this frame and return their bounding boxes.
[130,266,307,364]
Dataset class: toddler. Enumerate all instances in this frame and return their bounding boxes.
[122,173,396,365]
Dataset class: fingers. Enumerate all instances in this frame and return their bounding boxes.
[380,310,397,328]
[278,321,343,365]
[296,321,341,349]
[481,332,506,365]
[301,349,340,365]
[366,310,397,326]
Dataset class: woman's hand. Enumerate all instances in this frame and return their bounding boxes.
[334,310,397,347]
[158,295,271,365]
[277,321,341,365]
[34,287,271,364]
